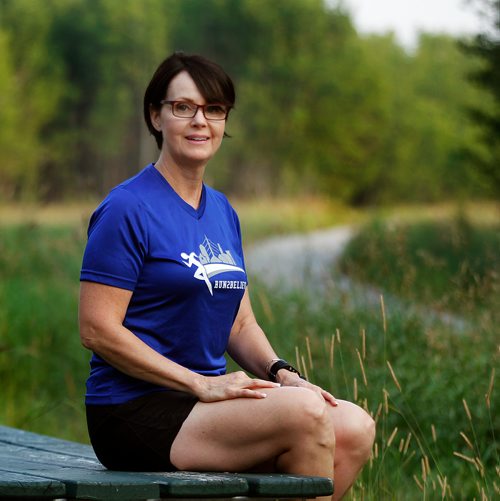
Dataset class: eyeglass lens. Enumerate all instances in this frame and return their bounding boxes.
[171,101,227,120]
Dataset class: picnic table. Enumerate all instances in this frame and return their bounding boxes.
[0,425,333,499]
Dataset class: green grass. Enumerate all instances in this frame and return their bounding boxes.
[246,209,498,499]
[339,214,500,321]
[0,201,498,498]
[0,223,89,442]
[231,197,365,243]
[250,279,498,498]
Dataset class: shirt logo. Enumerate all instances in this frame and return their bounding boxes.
[181,236,245,295]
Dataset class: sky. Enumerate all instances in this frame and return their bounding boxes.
[340,0,487,49]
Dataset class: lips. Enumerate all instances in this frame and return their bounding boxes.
[186,135,209,142]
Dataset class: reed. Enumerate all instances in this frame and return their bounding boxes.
[0,223,89,442]
[252,213,498,498]
[0,210,497,498]
[275,292,498,499]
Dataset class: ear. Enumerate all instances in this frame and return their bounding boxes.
[149,104,162,131]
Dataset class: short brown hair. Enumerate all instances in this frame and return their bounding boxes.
[143,52,236,149]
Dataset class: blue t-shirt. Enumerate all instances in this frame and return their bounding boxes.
[80,164,248,404]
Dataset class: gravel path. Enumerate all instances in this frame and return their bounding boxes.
[245,225,354,290]
[245,225,469,333]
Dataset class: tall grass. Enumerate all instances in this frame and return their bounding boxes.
[0,205,498,498]
[232,197,365,243]
[251,285,497,499]
[339,214,499,320]
[0,223,90,442]
[249,213,498,499]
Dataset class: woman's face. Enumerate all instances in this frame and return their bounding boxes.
[151,71,226,169]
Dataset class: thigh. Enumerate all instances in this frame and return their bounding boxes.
[170,386,325,471]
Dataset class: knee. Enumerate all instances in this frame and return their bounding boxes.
[360,412,376,459]
[286,390,335,450]
[345,408,376,462]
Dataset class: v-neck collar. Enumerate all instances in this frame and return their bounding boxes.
[150,164,206,220]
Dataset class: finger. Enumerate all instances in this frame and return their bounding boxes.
[246,379,281,389]
[321,389,338,406]
[233,388,269,399]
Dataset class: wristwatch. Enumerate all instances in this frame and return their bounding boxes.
[267,359,305,382]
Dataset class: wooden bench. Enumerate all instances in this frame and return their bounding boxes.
[0,425,333,499]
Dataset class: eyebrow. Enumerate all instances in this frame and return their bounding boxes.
[168,97,203,104]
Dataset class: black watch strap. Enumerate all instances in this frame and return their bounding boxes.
[268,359,304,382]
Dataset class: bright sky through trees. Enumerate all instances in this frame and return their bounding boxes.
[341,0,484,49]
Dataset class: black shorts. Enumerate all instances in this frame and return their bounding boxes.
[86,390,198,471]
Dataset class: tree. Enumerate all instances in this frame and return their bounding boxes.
[41,0,173,198]
[0,0,495,203]
[0,0,66,200]
[461,0,500,196]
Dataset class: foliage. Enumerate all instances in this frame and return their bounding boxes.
[0,0,67,200]
[339,214,500,320]
[250,217,498,498]
[0,224,88,441]
[460,0,500,196]
[0,0,494,204]
[0,207,498,497]
[251,281,498,499]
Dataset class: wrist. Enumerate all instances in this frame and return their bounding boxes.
[189,373,208,398]
[276,368,303,384]
[267,358,304,382]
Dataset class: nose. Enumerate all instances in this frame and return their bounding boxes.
[191,106,207,125]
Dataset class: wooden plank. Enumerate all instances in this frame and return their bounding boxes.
[0,445,249,498]
[0,470,66,499]
[0,458,160,500]
[238,473,334,498]
[0,455,249,499]
[0,425,95,459]
[0,443,100,470]
[0,427,333,499]
[144,472,249,498]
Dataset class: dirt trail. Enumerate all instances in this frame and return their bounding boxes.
[245,225,469,333]
[245,225,354,290]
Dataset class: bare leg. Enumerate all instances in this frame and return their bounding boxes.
[171,387,334,491]
[171,388,374,500]
[328,400,375,499]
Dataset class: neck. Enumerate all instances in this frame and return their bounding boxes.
[154,157,204,209]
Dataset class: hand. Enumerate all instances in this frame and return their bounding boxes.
[194,371,281,403]
[276,370,338,407]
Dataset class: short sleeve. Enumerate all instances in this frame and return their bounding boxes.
[80,188,149,291]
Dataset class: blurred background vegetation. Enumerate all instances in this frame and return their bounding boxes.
[0,0,498,205]
[0,0,498,498]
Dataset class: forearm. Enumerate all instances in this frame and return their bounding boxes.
[79,282,279,403]
[82,323,204,395]
[84,324,279,402]
[227,321,278,380]
[79,281,204,395]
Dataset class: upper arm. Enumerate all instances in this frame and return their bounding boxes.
[79,281,133,349]
[79,191,147,349]
[81,190,148,291]
[230,289,257,338]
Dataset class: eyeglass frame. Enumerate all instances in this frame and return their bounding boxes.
[159,100,231,121]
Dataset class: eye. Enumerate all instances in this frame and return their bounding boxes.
[174,102,195,113]
[205,105,227,117]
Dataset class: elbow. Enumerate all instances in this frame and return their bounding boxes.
[80,336,95,352]
[79,319,103,352]
[79,327,97,351]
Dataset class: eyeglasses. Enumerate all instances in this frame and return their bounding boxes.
[160,100,230,120]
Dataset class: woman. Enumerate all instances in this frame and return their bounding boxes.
[79,52,375,500]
